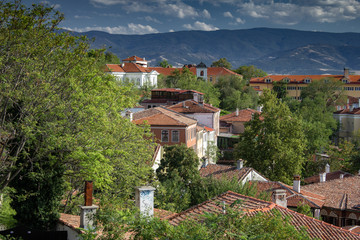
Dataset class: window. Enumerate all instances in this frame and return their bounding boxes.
[209,76,213,82]
[172,130,179,142]
[287,86,297,90]
[342,78,349,83]
[136,78,141,85]
[344,87,354,91]
[265,78,272,83]
[200,71,204,76]
[356,87,360,91]
[304,78,311,83]
[161,130,169,142]
[283,77,290,83]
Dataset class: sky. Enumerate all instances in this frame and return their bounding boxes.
[22,0,360,34]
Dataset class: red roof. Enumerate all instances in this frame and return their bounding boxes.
[166,191,360,239]
[151,88,204,95]
[250,74,360,84]
[122,56,145,62]
[147,66,241,77]
[105,63,153,73]
[304,170,353,184]
[220,108,261,123]
[334,107,360,114]
[167,100,220,114]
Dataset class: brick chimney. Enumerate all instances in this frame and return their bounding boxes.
[344,67,350,78]
[272,189,287,208]
[135,186,156,218]
[80,181,99,230]
[236,159,243,170]
[293,175,301,193]
[319,172,326,182]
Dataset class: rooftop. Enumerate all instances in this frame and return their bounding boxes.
[304,170,353,184]
[250,74,360,84]
[220,108,261,123]
[167,100,220,114]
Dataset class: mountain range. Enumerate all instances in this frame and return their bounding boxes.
[77,28,360,75]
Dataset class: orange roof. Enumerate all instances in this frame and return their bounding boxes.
[334,107,360,114]
[167,100,220,114]
[59,213,81,233]
[152,88,204,95]
[250,74,360,84]
[220,108,261,123]
[105,63,153,73]
[147,66,241,77]
[147,67,182,76]
[166,191,359,239]
[132,106,197,127]
[122,56,145,62]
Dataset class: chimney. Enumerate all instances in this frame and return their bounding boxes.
[125,110,133,121]
[182,101,186,108]
[80,181,99,230]
[319,172,326,182]
[237,159,243,170]
[314,208,321,219]
[135,186,156,218]
[272,189,287,208]
[293,175,301,193]
[344,67,349,78]
[202,157,208,168]
[121,63,125,68]
[340,173,344,179]
[236,108,239,116]
[325,163,330,173]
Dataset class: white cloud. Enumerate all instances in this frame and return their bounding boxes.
[223,11,233,18]
[64,23,159,35]
[169,29,175,32]
[74,15,91,19]
[235,17,245,24]
[145,16,162,23]
[40,1,60,9]
[183,21,219,31]
[202,9,211,19]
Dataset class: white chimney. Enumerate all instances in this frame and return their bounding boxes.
[237,159,243,170]
[135,186,156,218]
[325,163,330,173]
[80,181,99,230]
[182,101,186,108]
[125,110,133,121]
[236,108,239,116]
[319,172,326,182]
[272,189,287,208]
[293,175,301,193]
[314,208,321,219]
[340,174,344,179]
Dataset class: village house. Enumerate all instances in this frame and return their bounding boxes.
[304,164,353,184]
[105,56,159,87]
[333,107,360,140]
[249,68,360,99]
[302,175,360,227]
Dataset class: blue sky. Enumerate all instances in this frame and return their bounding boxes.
[23,0,360,34]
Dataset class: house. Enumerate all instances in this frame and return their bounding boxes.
[164,190,360,239]
[199,160,268,184]
[333,107,360,140]
[249,68,360,99]
[302,175,360,227]
[140,88,204,109]
[167,99,220,136]
[148,62,242,84]
[220,108,260,135]
[132,106,197,150]
[195,124,216,161]
[105,56,159,87]
[304,164,353,184]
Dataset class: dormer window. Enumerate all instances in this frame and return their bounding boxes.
[265,78,272,83]
[342,78,349,83]
[304,78,311,83]
[282,77,290,83]
[200,70,204,76]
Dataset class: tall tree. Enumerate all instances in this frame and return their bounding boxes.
[211,58,232,69]
[236,89,307,184]
[0,1,154,229]
[234,65,267,81]
[158,59,172,68]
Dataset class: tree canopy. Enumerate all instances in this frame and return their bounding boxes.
[234,65,267,81]
[0,1,154,229]
[236,89,307,184]
[211,57,232,69]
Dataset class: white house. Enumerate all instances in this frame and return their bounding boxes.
[105,56,159,87]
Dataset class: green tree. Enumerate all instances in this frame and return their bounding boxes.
[234,65,267,81]
[215,75,258,111]
[158,59,172,68]
[0,1,154,228]
[236,90,307,184]
[273,81,288,99]
[211,58,232,69]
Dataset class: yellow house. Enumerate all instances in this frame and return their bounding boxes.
[249,68,360,99]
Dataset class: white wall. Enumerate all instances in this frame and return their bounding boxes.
[56,223,81,240]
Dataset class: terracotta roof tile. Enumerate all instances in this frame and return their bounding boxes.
[147,67,241,77]
[334,107,360,115]
[220,108,261,123]
[105,63,154,73]
[302,175,360,210]
[166,191,360,239]
[250,74,360,84]
[59,213,81,233]
[122,56,145,61]
[132,106,197,127]
[304,171,353,184]
[167,100,220,113]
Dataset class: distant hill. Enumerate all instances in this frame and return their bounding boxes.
[76,28,360,75]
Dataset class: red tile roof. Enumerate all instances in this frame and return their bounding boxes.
[200,164,267,183]
[253,181,325,208]
[151,88,204,95]
[302,175,360,210]
[167,100,220,114]
[166,191,360,239]
[250,74,360,84]
[147,66,241,77]
[132,106,197,127]
[122,56,145,62]
[334,107,360,115]
[220,108,261,123]
[105,63,153,73]
[304,171,353,184]
[59,213,81,233]
[147,67,182,76]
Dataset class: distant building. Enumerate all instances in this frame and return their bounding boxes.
[333,107,360,140]
[250,68,360,99]
[105,56,159,87]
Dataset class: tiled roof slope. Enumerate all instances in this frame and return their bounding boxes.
[334,107,360,114]
[304,171,353,184]
[166,191,360,239]
[105,63,153,73]
[167,100,220,114]
[59,213,81,233]
[220,108,261,122]
[200,164,267,182]
[250,75,360,83]
[132,106,197,126]
[302,175,360,210]
[152,88,204,95]
[122,56,145,61]
[253,181,325,208]
[147,67,241,77]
